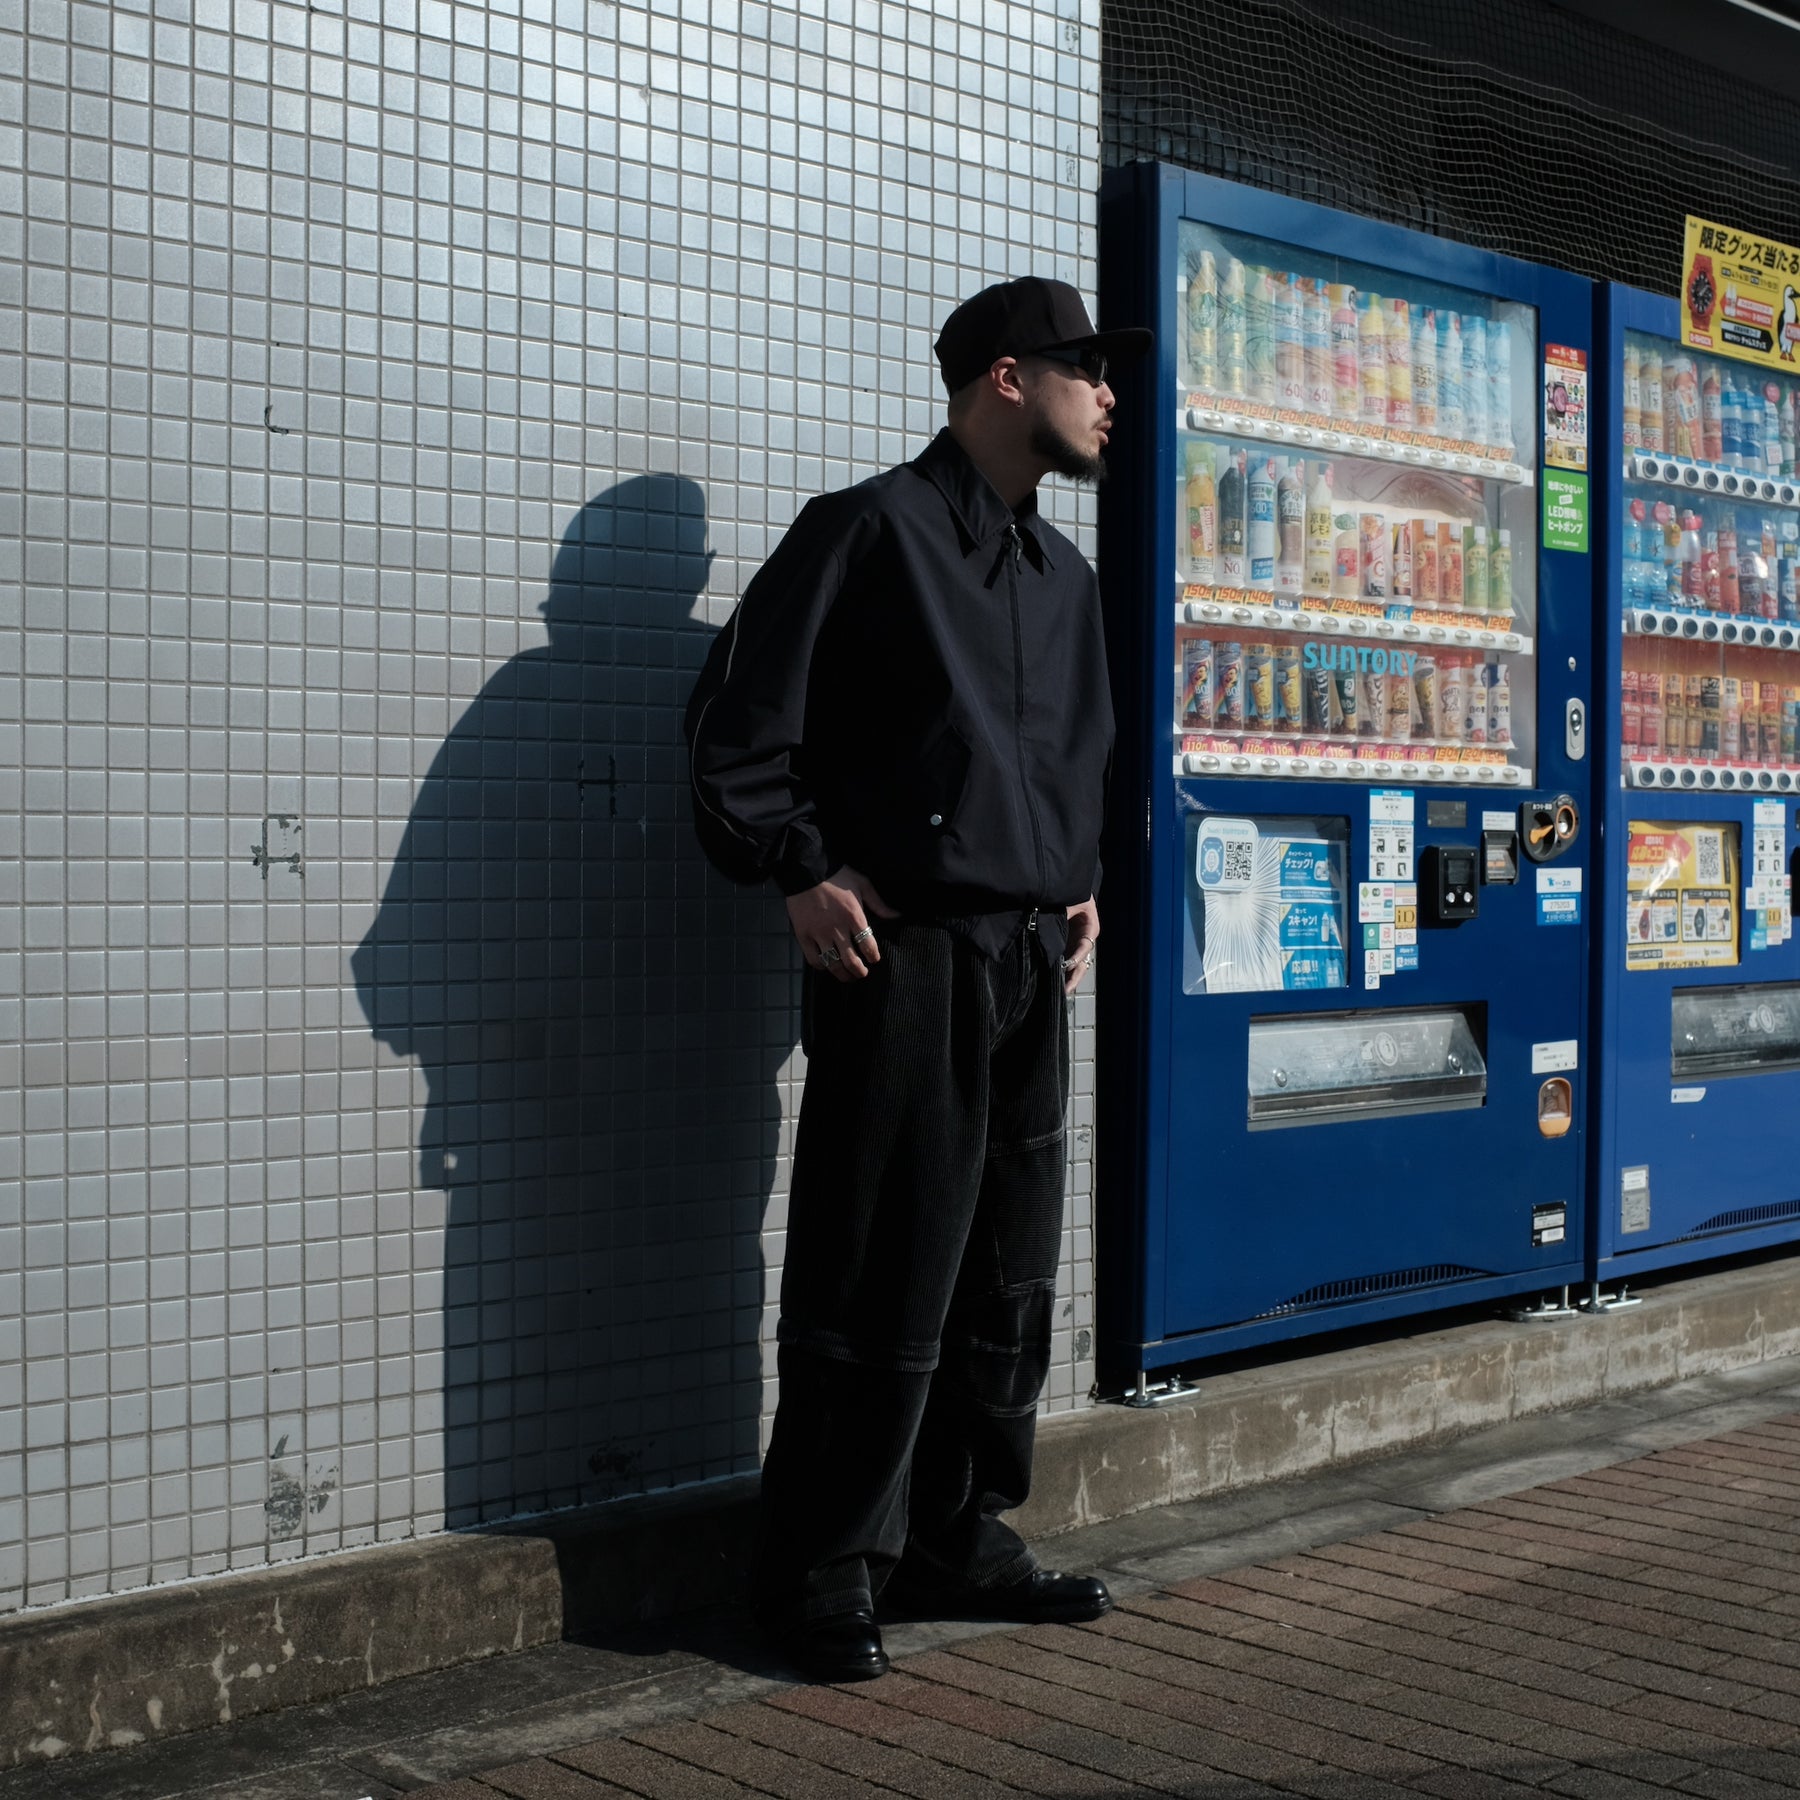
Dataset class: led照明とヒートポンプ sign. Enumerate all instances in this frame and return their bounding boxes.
[1682,216,1800,371]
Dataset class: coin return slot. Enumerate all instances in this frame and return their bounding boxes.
[1536,1076,1572,1139]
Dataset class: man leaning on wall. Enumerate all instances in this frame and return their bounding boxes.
[685,277,1149,1682]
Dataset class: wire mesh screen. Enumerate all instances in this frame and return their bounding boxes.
[1103,0,1800,297]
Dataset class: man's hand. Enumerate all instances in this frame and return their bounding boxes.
[1062,895,1099,996]
[786,866,899,981]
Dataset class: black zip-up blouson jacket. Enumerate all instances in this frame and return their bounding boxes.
[685,430,1115,956]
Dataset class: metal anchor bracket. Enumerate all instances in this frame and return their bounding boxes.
[1123,1370,1199,1408]
[1504,1285,1578,1322]
[1579,1281,1643,1314]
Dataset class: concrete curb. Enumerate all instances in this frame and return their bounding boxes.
[5,1252,1796,1770]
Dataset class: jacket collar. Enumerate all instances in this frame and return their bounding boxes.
[915,429,1056,569]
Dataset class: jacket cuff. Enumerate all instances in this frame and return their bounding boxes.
[772,830,836,897]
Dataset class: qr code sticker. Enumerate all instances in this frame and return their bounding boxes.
[1695,832,1723,883]
[1196,818,1258,892]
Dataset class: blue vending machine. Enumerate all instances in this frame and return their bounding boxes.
[1589,282,1800,1289]
[1096,165,1595,1390]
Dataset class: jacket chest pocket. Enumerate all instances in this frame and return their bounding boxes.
[881,720,973,841]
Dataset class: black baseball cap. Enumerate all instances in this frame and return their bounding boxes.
[933,276,1153,396]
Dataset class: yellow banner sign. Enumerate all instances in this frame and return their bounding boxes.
[1681,216,1800,369]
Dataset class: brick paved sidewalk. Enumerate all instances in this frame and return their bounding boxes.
[409,1414,1800,1800]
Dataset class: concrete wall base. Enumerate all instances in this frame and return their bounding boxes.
[5,1253,1795,1770]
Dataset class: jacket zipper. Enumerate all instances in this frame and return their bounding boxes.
[1004,523,1048,912]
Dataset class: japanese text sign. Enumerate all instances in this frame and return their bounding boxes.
[1682,215,1800,372]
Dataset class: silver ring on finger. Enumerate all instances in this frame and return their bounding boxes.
[851,926,874,946]
[819,945,842,967]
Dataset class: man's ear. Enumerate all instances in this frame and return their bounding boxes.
[988,357,1027,408]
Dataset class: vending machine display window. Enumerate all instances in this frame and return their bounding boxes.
[1245,1005,1487,1129]
[1623,819,1740,971]
[1173,218,1541,788]
[1182,813,1349,995]
[1671,981,1800,1080]
[1617,328,1800,796]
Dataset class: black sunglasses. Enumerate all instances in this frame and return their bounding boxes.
[1030,345,1110,384]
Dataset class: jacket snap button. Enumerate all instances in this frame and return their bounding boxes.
[929,813,943,827]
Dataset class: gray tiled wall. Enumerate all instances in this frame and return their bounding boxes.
[0,0,1102,1612]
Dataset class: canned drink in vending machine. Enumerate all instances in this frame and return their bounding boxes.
[1487,662,1512,748]
[1784,688,1800,763]
[1274,271,1305,408]
[1359,668,1385,737]
[1412,307,1438,433]
[1411,656,1439,740]
[1461,315,1488,446]
[1465,661,1488,744]
[1246,643,1277,730]
[1216,641,1245,728]
[1621,668,1641,751]
[1439,522,1464,608]
[1391,518,1413,598]
[1333,667,1358,736]
[1246,266,1276,403]
[1220,257,1246,395]
[1329,284,1360,422]
[1385,297,1413,428]
[1722,677,1743,762]
[1360,512,1389,597]
[1439,656,1467,745]
[1274,646,1303,733]
[1303,277,1333,415]
[1414,518,1439,604]
[1640,671,1665,754]
[1304,665,1333,734]
[1385,666,1414,742]
[1180,633,1215,729]
[1188,249,1218,392]
[1700,675,1723,757]
[1762,683,1782,765]
[1359,293,1388,426]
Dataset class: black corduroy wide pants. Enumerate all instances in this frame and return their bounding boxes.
[753,919,1070,1626]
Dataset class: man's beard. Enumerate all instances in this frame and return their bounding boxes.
[1030,417,1108,485]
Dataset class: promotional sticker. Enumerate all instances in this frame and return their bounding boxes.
[1542,470,1589,553]
[1681,216,1800,370]
[1543,344,1588,470]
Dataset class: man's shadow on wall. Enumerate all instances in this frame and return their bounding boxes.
[351,475,797,1537]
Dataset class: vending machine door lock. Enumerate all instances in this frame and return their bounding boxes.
[1422,844,1479,924]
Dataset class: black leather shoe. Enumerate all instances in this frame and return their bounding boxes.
[766,1608,890,1683]
[884,1567,1113,1624]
